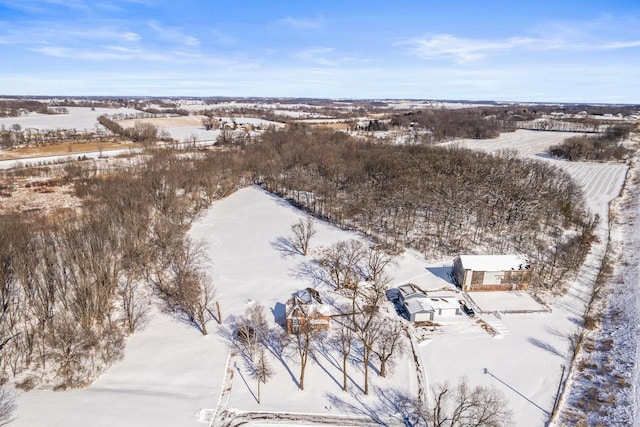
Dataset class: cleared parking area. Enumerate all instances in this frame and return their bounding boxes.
[465,291,549,314]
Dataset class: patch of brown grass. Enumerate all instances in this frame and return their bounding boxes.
[0,141,135,160]
[306,122,351,131]
[116,115,207,128]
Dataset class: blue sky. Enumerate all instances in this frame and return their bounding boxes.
[0,0,639,103]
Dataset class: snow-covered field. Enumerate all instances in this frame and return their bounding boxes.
[0,107,139,132]
[8,127,632,426]
[116,115,281,142]
[13,310,223,427]
[13,186,455,426]
[164,127,220,143]
[190,188,444,423]
[451,129,578,156]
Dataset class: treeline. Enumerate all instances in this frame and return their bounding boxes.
[516,119,602,133]
[199,107,290,124]
[389,108,515,140]
[0,148,241,389]
[247,125,595,291]
[547,124,635,161]
[97,115,168,143]
[0,127,113,150]
[140,107,189,116]
[0,100,67,117]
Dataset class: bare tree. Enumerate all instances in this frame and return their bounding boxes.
[293,326,317,391]
[372,319,406,377]
[345,276,389,330]
[415,377,513,427]
[190,275,217,336]
[118,278,148,334]
[354,313,383,395]
[0,386,15,427]
[157,237,216,335]
[290,218,317,256]
[201,116,217,131]
[364,245,396,283]
[318,239,364,289]
[333,318,356,391]
[248,349,274,404]
[234,304,269,362]
[46,314,91,387]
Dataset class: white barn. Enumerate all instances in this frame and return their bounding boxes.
[453,254,531,292]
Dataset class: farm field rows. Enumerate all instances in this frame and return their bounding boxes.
[448,130,628,218]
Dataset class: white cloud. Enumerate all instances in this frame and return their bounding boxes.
[279,16,324,29]
[296,47,338,66]
[295,47,363,67]
[0,22,142,46]
[31,45,170,61]
[597,40,640,50]
[406,34,538,62]
[0,0,84,11]
[41,0,89,10]
[148,21,199,47]
[405,32,640,62]
[122,32,141,42]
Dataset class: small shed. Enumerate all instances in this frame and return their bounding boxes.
[453,255,531,291]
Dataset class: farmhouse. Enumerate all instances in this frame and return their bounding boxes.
[285,289,331,334]
[453,254,531,291]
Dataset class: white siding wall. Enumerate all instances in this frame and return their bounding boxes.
[414,312,434,322]
[436,307,460,317]
[483,271,505,285]
[464,270,472,287]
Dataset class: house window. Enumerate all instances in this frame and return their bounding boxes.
[471,271,484,285]
[291,317,301,333]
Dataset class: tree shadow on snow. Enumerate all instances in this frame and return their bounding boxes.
[233,360,259,403]
[310,352,342,390]
[567,316,583,327]
[326,385,417,426]
[483,368,550,417]
[289,260,332,287]
[271,236,302,258]
[216,311,302,390]
[263,329,300,389]
[527,337,565,358]
[314,337,364,394]
[160,303,207,335]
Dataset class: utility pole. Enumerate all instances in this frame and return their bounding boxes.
[550,365,566,421]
